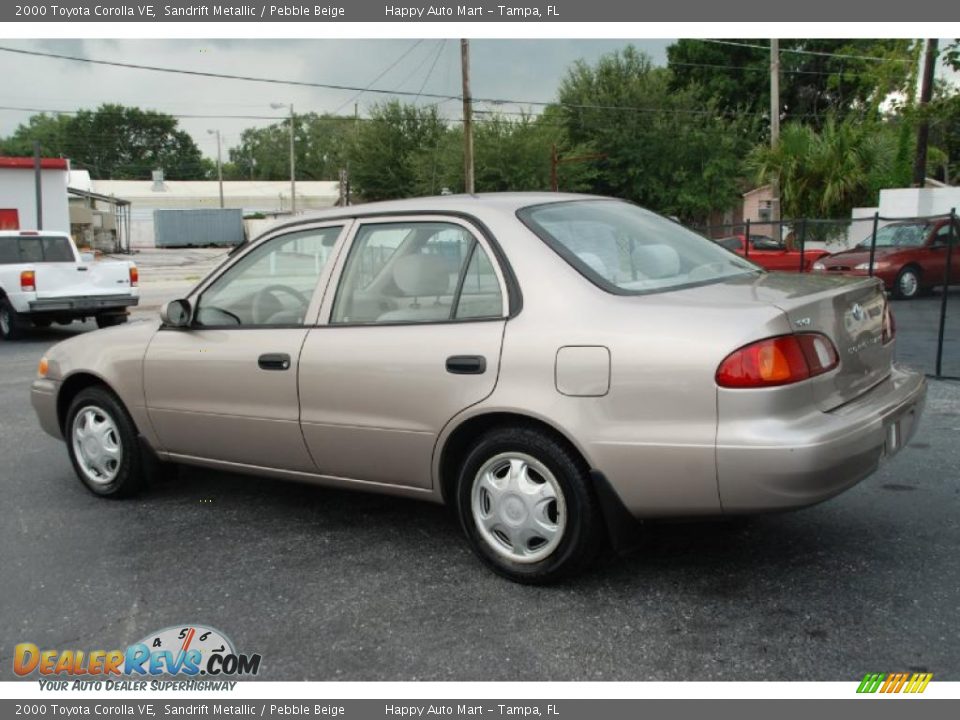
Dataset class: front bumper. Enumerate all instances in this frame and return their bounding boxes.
[28,294,139,314]
[31,378,62,440]
[717,365,926,512]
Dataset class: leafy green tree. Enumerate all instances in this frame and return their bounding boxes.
[408,109,598,196]
[668,39,919,127]
[556,45,757,223]
[0,104,207,179]
[349,101,447,200]
[0,113,73,157]
[746,116,900,219]
[227,112,355,181]
[929,92,960,184]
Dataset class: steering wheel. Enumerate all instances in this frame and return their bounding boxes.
[252,284,310,325]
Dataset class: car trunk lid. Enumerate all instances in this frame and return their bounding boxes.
[680,272,892,410]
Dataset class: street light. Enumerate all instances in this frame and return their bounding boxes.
[270,102,296,214]
[206,129,224,209]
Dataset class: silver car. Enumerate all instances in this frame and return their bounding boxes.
[31,194,926,583]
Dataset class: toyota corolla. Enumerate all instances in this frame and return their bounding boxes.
[31,194,926,583]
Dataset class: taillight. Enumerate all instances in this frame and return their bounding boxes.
[716,333,839,388]
[129,265,138,287]
[882,303,895,344]
[20,270,35,292]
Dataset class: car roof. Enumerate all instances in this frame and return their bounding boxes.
[274,192,610,226]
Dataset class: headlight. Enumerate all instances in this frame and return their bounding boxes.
[812,261,826,271]
[854,261,886,271]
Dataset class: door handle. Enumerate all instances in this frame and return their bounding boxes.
[258,353,291,371]
[446,355,486,375]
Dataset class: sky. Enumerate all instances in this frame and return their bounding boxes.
[0,39,671,160]
[0,38,955,165]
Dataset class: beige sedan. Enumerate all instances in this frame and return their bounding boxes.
[31,194,926,583]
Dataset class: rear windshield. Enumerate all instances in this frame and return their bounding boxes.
[0,236,75,264]
[519,200,759,295]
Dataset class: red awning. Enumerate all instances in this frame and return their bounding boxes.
[0,157,69,170]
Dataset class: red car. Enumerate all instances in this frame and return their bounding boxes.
[717,234,829,273]
[812,219,960,299]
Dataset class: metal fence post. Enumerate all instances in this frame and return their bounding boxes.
[868,212,879,277]
[935,207,957,378]
[798,219,807,272]
[744,218,750,259]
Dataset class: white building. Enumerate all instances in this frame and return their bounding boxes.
[68,170,341,248]
[0,157,70,232]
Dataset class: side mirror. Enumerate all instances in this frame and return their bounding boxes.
[161,299,192,328]
[79,252,95,263]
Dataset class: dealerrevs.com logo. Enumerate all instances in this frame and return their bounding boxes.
[14,625,261,689]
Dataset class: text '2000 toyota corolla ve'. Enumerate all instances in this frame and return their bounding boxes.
[31,194,926,583]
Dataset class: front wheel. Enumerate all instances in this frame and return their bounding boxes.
[893,267,921,300]
[66,387,147,498]
[456,426,604,584]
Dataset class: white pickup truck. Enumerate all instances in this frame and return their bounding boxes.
[0,230,139,340]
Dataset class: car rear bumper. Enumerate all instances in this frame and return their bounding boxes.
[31,378,62,441]
[716,365,926,513]
[28,294,139,314]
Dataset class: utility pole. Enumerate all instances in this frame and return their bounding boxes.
[288,104,296,214]
[770,39,781,226]
[33,140,43,230]
[461,39,475,195]
[913,39,939,188]
[207,129,224,208]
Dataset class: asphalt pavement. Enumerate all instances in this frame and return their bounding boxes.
[0,317,958,681]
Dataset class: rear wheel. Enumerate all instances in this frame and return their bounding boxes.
[894,266,921,299]
[456,426,604,584]
[66,387,147,498]
[0,298,26,340]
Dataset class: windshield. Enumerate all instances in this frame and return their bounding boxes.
[519,200,759,295]
[858,223,929,249]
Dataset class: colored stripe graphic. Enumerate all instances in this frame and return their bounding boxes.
[857,672,932,694]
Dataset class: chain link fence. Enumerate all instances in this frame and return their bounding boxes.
[692,210,959,380]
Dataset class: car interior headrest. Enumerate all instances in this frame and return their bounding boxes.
[392,254,451,297]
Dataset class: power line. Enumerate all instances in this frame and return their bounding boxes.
[700,39,913,64]
[0,44,823,117]
[414,41,447,103]
[332,39,424,115]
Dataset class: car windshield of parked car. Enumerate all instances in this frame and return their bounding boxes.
[520,200,759,294]
[858,223,929,249]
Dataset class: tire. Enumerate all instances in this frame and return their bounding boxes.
[0,298,28,340]
[65,386,148,498]
[455,425,604,584]
[96,313,128,329]
[893,266,921,300]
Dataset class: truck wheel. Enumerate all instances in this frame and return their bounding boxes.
[96,314,128,329]
[0,299,26,340]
